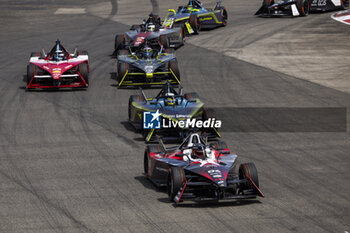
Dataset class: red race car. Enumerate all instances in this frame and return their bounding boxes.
[144,133,264,204]
[26,40,89,89]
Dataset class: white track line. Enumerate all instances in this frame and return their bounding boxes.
[54,8,86,15]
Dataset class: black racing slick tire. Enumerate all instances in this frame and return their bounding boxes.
[114,34,125,51]
[117,49,130,57]
[239,163,259,189]
[159,35,170,49]
[184,92,199,101]
[262,0,273,7]
[179,26,185,45]
[117,62,129,84]
[144,145,162,178]
[128,95,145,121]
[27,64,36,85]
[297,0,310,16]
[189,13,201,34]
[210,141,228,150]
[78,63,89,85]
[169,59,180,83]
[215,7,228,26]
[117,49,130,84]
[168,167,186,201]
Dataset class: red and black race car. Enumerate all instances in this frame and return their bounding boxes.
[26,40,89,89]
[144,133,264,204]
[114,14,184,54]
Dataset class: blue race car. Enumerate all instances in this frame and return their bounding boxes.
[162,0,227,35]
[128,82,221,142]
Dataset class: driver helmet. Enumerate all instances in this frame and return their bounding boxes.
[142,46,153,58]
[165,92,176,106]
[147,23,156,32]
[54,49,64,61]
[192,143,205,159]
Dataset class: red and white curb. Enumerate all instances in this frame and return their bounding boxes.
[331,9,350,25]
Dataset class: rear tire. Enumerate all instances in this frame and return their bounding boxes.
[297,0,309,16]
[78,63,89,85]
[189,13,201,34]
[114,34,125,51]
[144,145,162,178]
[169,59,180,83]
[239,163,259,189]
[262,0,272,7]
[168,167,186,201]
[221,8,228,26]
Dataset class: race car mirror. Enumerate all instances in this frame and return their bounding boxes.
[42,48,46,58]
[179,86,183,95]
[73,48,77,57]
[139,88,147,102]
[218,151,230,159]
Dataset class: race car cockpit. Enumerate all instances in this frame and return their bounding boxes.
[178,0,203,13]
[154,82,183,106]
[140,13,161,32]
[180,133,216,161]
[48,40,69,61]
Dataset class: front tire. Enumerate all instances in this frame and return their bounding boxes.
[189,13,201,34]
[78,63,89,85]
[27,64,36,85]
[114,34,125,51]
[221,8,228,26]
[169,59,180,83]
[297,0,310,16]
[168,167,186,201]
[239,163,259,189]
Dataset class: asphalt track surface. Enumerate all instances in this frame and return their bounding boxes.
[0,0,349,232]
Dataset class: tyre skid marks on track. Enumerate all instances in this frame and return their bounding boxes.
[0,169,97,233]
[252,139,349,232]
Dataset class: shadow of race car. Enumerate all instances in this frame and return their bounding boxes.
[144,133,264,204]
